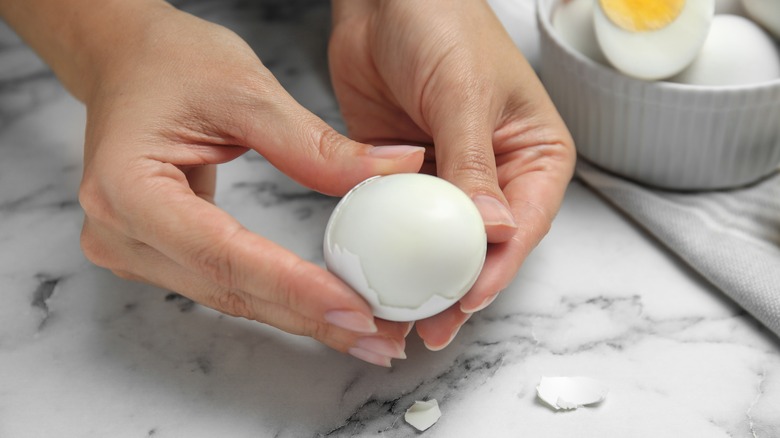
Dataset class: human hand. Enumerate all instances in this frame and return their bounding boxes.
[76,4,425,366]
[329,0,576,349]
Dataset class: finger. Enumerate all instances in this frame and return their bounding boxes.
[426,76,518,243]
[183,164,217,203]
[87,162,386,335]
[237,87,425,196]
[81,216,410,366]
[331,0,377,23]
[415,305,471,351]
[459,148,574,313]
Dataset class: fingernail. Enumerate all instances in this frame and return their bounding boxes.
[368,145,426,159]
[348,347,393,367]
[423,315,471,352]
[461,294,498,314]
[355,336,407,359]
[472,195,517,228]
[325,310,378,333]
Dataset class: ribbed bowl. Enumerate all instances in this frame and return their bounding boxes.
[537,0,780,190]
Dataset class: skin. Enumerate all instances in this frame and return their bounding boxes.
[0,0,575,366]
[330,1,575,348]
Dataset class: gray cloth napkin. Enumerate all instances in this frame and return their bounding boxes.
[576,160,780,338]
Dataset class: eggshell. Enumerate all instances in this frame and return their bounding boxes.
[536,376,609,410]
[671,14,780,85]
[323,174,487,322]
[404,400,441,431]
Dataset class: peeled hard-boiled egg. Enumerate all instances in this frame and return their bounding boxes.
[553,0,608,64]
[594,0,715,80]
[742,0,780,39]
[323,174,487,322]
[671,15,780,85]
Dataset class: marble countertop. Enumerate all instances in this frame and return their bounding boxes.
[1,1,778,437]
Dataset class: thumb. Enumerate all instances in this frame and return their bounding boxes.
[430,101,518,243]
[241,98,424,196]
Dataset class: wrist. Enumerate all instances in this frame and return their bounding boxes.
[0,0,175,102]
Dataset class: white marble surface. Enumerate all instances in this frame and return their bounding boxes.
[1,1,779,437]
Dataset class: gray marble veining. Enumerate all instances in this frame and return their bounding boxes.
[1,1,779,437]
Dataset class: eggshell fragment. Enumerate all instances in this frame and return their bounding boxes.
[324,174,487,322]
[404,399,441,431]
[536,376,609,410]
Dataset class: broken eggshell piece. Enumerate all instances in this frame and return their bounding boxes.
[404,399,441,431]
[323,174,487,322]
[536,376,609,411]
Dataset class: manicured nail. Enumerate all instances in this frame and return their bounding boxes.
[325,310,378,333]
[348,347,393,367]
[472,195,517,228]
[355,336,407,359]
[368,145,426,159]
[461,294,498,314]
[423,315,471,352]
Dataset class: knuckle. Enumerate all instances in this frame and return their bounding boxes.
[78,174,112,225]
[79,221,115,270]
[450,145,497,184]
[80,221,141,280]
[211,289,255,320]
[79,224,102,265]
[300,318,334,343]
[273,259,309,310]
[313,127,346,162]
[189,226,243,290]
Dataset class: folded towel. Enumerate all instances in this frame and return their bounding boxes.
[576,160,780,338]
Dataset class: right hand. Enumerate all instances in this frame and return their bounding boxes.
[77,4,423,367]
[328,0,576,350]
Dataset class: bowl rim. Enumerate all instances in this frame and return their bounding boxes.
[535,0,780,93]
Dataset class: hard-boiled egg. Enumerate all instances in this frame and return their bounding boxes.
[594,0,715,80]
[671,14,780,85]
[742,0,780,39]
[553,0,608,64]
[323,174,487,322]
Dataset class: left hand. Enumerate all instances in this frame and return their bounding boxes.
[329,0,576,350]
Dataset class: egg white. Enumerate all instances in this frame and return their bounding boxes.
[323,174,487,322]
[594,0,715,80]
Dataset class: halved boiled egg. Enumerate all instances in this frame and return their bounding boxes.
[594,0,716,80]
[324,174,487,322]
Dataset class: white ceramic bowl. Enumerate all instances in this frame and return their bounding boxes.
[537,0,780,190]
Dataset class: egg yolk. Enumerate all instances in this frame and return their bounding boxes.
[599,0,685,32]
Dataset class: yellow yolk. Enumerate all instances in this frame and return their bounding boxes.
[599,0,686,31]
